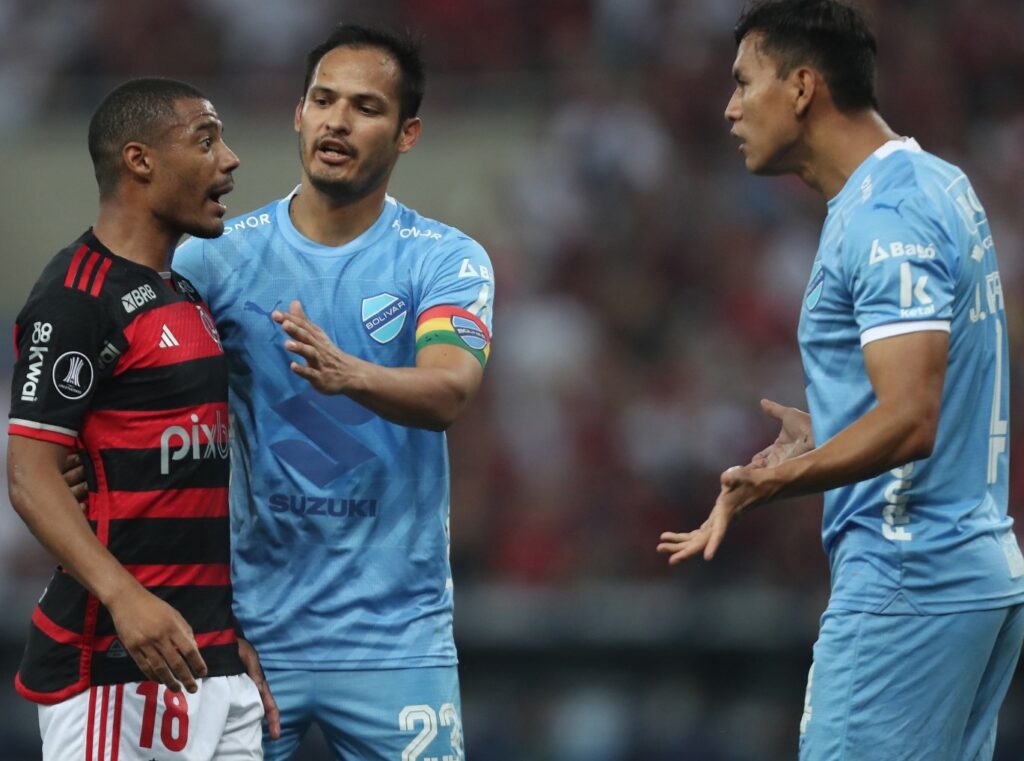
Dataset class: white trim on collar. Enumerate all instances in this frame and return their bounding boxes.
[874,137,922,159]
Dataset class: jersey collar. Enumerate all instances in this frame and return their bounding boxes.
[274,186,401,257]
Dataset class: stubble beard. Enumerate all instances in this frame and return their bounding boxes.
[300,134,393,205]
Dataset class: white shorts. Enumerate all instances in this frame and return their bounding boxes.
[38,674,263,761]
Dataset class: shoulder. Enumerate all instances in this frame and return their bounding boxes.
[390,198,488,260]
[22,238,124,322]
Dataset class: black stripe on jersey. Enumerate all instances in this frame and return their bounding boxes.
[100,448,229,491]
[92,584,235,637]
[104,517,231,565]
[35,571,89,634]
[92,643,242,686]
[17,632,82,696]
[91,356,228,411]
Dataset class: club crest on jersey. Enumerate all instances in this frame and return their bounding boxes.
[805,259,825,311]
[196,305,222,348]
[52,351,94,400]
[361,293,408,344]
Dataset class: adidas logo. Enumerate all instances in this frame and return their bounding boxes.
[158,325,179,348]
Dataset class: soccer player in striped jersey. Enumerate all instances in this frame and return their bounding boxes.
[657,1,1024,759]
[172,25,493,760]
[7,78,277,760]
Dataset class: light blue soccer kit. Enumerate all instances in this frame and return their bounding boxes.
[174,190,494,760]
[797,139,1024,760]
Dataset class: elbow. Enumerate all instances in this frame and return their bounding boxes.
[423,390,472,432]
[901,407,941,462]
[423,405,462,433]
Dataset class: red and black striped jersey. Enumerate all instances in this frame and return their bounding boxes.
[7,230,243,704]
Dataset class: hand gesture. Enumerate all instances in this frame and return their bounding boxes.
[106,584,208,693]
[238,638,281,740]
[273,300,356,394]
[657,464,773,564]
[749,399,813,468]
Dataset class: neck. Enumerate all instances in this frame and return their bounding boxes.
[93,200,180,271]
[795,109,900,200]
[289,178,387,247]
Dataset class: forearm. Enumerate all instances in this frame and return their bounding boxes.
[8,445,141,607]
[342,357,473,430]
[767,401,933,502]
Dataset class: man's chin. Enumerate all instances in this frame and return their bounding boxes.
[308,174,367,203]
[183,219,226,240]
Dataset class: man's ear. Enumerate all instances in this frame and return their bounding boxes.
[294,98,304,133]
[792,66,818,118]
[122,141,154,182]
[396,117,422,154]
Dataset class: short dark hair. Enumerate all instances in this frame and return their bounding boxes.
[303,24,425,123]
[735,0,878,112]
[88,77,207,196]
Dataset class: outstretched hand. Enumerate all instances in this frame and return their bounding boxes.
[273,300,360,395]
[749,399,813,468]
[657,463,777,564]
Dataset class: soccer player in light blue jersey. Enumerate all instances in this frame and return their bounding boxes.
[172,25,492,760]
[657,1,1024,759]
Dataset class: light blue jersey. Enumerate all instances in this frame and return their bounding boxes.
[173,190,494,670]
[798,138,1024,615]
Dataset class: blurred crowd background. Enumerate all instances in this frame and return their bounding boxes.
[2,0,1024,758]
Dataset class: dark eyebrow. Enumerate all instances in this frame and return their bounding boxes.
[193,118,223,134]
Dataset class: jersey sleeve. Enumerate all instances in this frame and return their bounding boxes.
[171,237,210,301]
[9,288,117,446]
[414,238,495,368]
[843,192,957,347]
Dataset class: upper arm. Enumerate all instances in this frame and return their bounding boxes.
[863,330,948,410]
[415,341,485,399]
[9,286,113,447]
[7,435,71,513]
[414,239,495,372]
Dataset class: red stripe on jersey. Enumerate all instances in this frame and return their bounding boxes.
[82,403,228,451]
[14,670,89,706]
[194,628,238,647]
[87,686,97,761]
[8,423,78,448]
[12,322,20,360]
[77,251,102,292]
[116,302,223,373]
[98,685,110,761]
[64,244,89,288]
[32,605,83,646]
[94,627,236,652]
[123,563,231,587]
[110,684,123,761]
[90,257,114,297]
[107,487,228,520]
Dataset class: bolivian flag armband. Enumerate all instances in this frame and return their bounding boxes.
[415,306,491,367]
